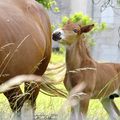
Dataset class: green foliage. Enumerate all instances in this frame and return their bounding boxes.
[51,25,55,32]
[36,0,56,9]
[70,12,84,23]
[54,7,60,12]
[62,16,69,25]
[101,22,107,30]
[36,0,60,13]
[62,12,107,31]
[117,0,120,5]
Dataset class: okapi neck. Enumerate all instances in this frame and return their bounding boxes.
[65,37,94,70]
[78,38,92,61]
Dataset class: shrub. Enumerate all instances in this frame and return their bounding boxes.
[62,12,107,31]
[36,0,56,9]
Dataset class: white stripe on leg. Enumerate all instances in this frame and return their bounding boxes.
[12,111,21,120]
[101,97,118,120]
[21,100,34,120]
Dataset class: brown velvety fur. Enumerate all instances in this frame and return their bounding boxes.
[0,0,51,117]
[65,36,120,98]
[53,21,120,119]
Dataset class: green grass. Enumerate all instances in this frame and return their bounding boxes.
[0,92,119,120]
[0,51,119,120]
[50,52,65,64]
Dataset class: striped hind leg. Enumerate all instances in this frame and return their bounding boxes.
[101,97,119,120]
[4,87,24,120]
[21,82,40,120]
[109,89,120,116]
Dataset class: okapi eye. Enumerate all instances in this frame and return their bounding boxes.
[73,29,78,33]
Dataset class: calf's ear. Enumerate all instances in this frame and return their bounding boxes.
[81,24,94,33]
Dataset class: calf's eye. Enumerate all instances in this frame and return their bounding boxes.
[73,29,78,33]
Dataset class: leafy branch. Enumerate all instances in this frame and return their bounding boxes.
[36,0,56,9]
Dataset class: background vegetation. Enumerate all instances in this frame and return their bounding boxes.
[36,0,55,9]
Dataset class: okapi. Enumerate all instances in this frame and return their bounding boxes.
[52,21,120,120]
[0,0,51,119]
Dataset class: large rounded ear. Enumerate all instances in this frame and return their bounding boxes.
[81,24,94,33]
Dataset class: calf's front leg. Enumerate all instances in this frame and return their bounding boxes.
[70,93,90,120]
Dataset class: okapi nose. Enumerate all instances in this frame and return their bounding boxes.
[52,32,61,41]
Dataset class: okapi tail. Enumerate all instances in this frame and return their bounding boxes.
[40,63,67,98]
[40,75,67,98]
[0,63,67,98]
[0,74,67,98]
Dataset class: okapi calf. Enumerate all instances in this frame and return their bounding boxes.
[52,21,120,120]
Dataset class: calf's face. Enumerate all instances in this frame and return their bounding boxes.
[52,21,94,45]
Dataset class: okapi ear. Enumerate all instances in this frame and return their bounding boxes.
[81,24,94,33]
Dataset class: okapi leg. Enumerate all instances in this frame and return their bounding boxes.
[101,97,119,120]
[78,98,89,120]
[112,89,120,116]
[70,96,89,120]
[70,104,81,120]
[4,87,24,120]
[22,82,40,120]
[109,93,120,116]
[111,100,120,116]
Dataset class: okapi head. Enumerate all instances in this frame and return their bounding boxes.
[52,20,94,45]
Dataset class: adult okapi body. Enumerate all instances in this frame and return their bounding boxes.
[52,21,120,120]
[0,0,51,119]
